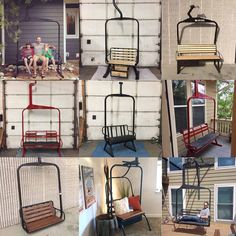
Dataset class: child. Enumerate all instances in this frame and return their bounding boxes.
[42,44,56,72]
[21,43,34,75]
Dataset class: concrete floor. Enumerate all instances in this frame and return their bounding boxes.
[0,148,80,157]
[0,207,79,236]
[162,64,236,80]
[79,66,161,80]
[197,136,231,158]
[79,140,162,157]
[114,217,161,236]
[162,222,236,236]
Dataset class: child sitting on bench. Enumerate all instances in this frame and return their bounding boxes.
[42,44,56,72]
[21,43,34,75]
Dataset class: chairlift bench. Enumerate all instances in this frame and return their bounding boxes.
[21,201,64,233]
[182,123,221,157]
[176,44,222,73]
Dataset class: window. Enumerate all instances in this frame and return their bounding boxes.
[217,158,236,168]
[172,81,187,133]
[172,81,206,133]
[169,158,183,172]
[171,188,183,216]
[66,8,79,38]
[191,82,206,126]
[217,186,234,220]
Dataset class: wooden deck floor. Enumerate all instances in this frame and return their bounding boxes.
[4,70,79,80]
[162,222,236,236]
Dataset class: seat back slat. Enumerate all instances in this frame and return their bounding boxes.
[182,124,209,144]
[22,201,55,224]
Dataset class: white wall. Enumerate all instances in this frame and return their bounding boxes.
[1,80,78,148]
[78,158,105,236]
[81,80,162,140]
[80,0,161,66]
[0,157,80,229]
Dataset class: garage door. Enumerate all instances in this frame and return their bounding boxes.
[83,80,162,140]
[4,81,77,149]
[80,0,161,67]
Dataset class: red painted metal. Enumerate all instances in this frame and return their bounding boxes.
[184,80,221,156]
[21,82,62,157]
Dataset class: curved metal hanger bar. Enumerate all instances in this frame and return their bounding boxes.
[186,81,216,146]
[104,17,140,64]
[104,82,136,138]
[16,16,61,67]
[112,0,123,19]
[177,6,219,44]
[109,159,143,216]
[17,158,63,217]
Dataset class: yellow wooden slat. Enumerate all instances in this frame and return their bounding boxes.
[108,59,136,66]
[111,70,128,78]
[176,55,220,61]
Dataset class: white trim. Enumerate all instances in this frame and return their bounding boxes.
[215,157,236,170]
[167,80,178,156]
[167,158,183,174]
[2,1,5,65]
[63,2,67,62]
[214,183,236,223]
[156,160,162,192]
[168,185,186,217]
[66,8,79,39]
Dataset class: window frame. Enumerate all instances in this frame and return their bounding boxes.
[214,183,236,222]
[173,81,206,134]
[169,185,186,217]
[66,7,79,39]
[168,158,184,173]
[215,158,236,170]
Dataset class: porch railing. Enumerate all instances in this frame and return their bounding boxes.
[211,119,232,137]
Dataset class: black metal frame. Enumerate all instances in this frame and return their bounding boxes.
[103,0,140,80]
[108,158,151,236]
[174,159,212,227]
[16,16,64,78]
[17,158,65,233]
[103,82,136,157]
[176,5,221,74]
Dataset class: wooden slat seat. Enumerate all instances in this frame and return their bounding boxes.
[117,210,144,221]
[182,123,221,156]
[176,44,222,73]
[104,47,139,79]
[21,201,64,233]
[27,215,63,233]
[108,59,136,66]
[177,55,220,61]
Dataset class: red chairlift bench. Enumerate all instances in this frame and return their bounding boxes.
[182,123,221,157]
[182,80,222,157]
[21,82,62,157]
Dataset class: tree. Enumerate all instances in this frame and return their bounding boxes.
[217,80,234,120]
[3,0,51,43]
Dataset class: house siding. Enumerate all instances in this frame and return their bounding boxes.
[66,38,79,60]
[163,159,236,223]
[4,0,64,64]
